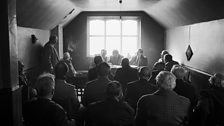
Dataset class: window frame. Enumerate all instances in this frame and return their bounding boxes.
[87,16,141,57]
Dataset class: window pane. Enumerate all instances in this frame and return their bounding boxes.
[122,37,138,57]
[122,20,138,35]
[106,37,121,56]
[89,37,104,55]
[89,20,105,35]
[106,20,121,35]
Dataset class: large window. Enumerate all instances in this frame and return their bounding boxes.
[87,16,141,57]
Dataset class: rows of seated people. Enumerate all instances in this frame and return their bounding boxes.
[21,50,224,126]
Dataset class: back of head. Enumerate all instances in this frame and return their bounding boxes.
[171,66,186,79]
[161,50,169,57]
[94,55,103,65]
[49,35,57,44]
[153,62,165,71]
[35,73,55,97]
[54,61,68,79]
[97,62,110,77]
[139,66,150,79]
[209,73,224,88]
[121,58,129,67]
[156,71,176,90]
[164,54,173,62]
[106,81,123,99]
[63,52,71,60]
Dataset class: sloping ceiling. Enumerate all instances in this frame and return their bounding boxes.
[17,0,224,29]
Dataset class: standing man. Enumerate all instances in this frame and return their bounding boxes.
[41,35,59,74]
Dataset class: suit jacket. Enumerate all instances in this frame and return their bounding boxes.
[82,77,111,106]
[125,79,158,111]
[148,70,161,85]
[23,98,73,126]
[130,55,148,67]
[41,42,59,73]
[165,60,179,71]
[84,97,134,126]
[114,66,139,92]
[135,89,190,126]
[109,55,123,65]
[53,79,80,119]
[174,79,197,107]
[88,67,97,81]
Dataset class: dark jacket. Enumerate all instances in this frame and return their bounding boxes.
[84,97,135,126]
[23,98,73,126]
[125,79,158,111]
[135,89,190,126]
[114,66,139,92]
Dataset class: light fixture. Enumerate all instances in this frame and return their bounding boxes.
[119,0,122,19]
[31,34,38,44]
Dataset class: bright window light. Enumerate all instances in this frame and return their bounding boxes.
[87,17,140,57]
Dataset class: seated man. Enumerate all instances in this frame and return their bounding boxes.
[148,61,165,85]
[82,62,112,106]
[53,61,80,119]
[171,65,197,108]
[135,71,190,126]
[61,52,77,83]
[126,66,158,111]
[190,73,224,126]
[114,58,139,93]
[23,73,75,126]
[164,54,179,71]
[100,49,109,62]
[83,81,134,126]
[130,49,148,67]
[158,50,169,63]
[88,56,103,81]
[109,49,123,65]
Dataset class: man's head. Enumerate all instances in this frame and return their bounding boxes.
[96,62,110,77]
[63,52,71,60]
[112,50,119,57]
[161,50,169,58]
[94,55,103,66]
[121,58,129,67]
[101,49,107,57]
[164,54,173,63]
[139,66,150,80]
[35,73,55,98]
[49,35,58,44]
[170,65,186,79]
[54,61,68,79]
[106,81,123,101]
[153,62,165,71]
[156,71,176,90]
[137,49,143,56]
[209,73,224,88]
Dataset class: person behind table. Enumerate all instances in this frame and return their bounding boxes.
[109,49,123,65]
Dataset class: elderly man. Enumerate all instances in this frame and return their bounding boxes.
[130,49,148,67]
[135,71,190,126]
[83,81,134,126]
[82,62,112,106]
[126,66,158,111]
[23,73,76,126]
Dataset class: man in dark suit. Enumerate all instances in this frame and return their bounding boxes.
[88,56,103,81]
[83,81,134,126]
[40,35,59,74]
[135,71,190,126]
[164,54,179,71]
[114,58,139,93]
[148,61,165,85]
[82,62,112,106]
[126,66,158,111]
[53,61,80,119]
[23,73,75,126]
[171,65,197,108]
